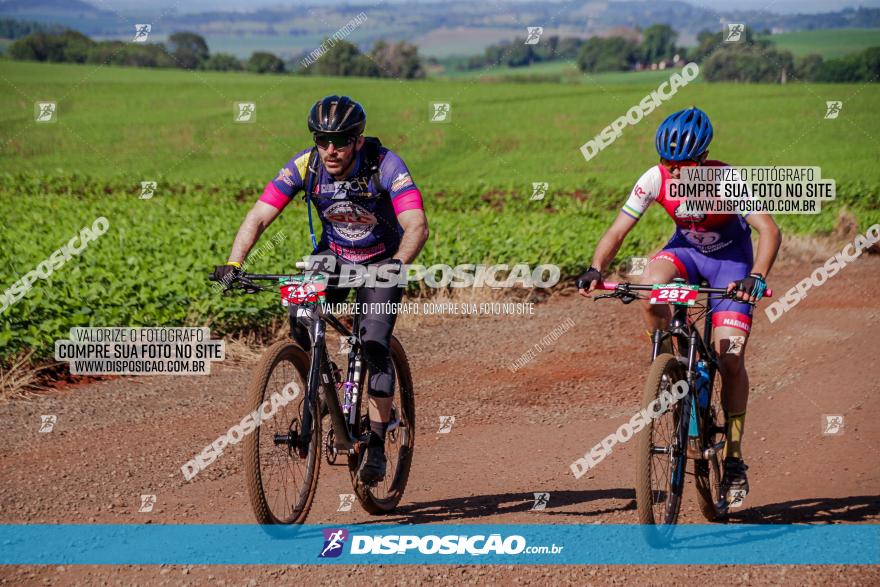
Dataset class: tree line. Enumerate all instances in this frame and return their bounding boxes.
[3,27,424,78]
[4,20,876,83]
[693,28,879,83]
[461,23,878,83]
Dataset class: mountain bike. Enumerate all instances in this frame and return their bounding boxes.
[210,264,415,524]
[594,278,771,529]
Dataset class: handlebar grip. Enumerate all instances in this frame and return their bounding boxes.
[208,274,218,282]
[295,261,307,270]
[596,281,619,291]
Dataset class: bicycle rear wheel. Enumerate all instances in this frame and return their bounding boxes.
[349,336,415,514]
[695,364,727,521]
[243,341,321,524]
[636,353,690,527]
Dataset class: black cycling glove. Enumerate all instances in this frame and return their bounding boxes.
[733,273,767,301]
[576,267,602,290]
[212,263,242,289]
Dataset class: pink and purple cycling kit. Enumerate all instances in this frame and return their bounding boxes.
[622,160,755,333]
[259,146,423,263]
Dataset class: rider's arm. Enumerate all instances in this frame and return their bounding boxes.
[726,212,781,303]
[380,149,428,264]
[227,201,283,264]
[743,209,781,279]
[226,151,310,264]
[394,209,429,264]
[590,212,639,274]
[581,167,659,291]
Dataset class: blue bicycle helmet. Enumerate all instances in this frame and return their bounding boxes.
[655,107,713,161]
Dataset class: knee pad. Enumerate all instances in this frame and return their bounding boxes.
[362,340,395,397]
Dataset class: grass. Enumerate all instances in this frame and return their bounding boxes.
[437,61,690,86]
[759,28,880,59]
[1,59,878,364]
[2,60,879,192]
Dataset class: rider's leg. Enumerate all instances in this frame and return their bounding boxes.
[713,325,750,459]
[640,250,694,353]
[355,272,403,440]
[702,247,755,462]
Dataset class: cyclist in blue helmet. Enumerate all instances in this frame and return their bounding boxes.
[577,107,782,502]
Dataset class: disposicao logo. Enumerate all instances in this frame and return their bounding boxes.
[319,528,349,558]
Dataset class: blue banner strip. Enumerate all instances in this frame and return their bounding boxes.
[0,524,877,565]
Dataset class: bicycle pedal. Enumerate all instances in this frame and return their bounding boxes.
[726,489,748,508]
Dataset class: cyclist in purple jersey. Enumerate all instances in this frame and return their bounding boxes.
[263,142,423,263]
[213,96,429,486]
[577,108,782,499]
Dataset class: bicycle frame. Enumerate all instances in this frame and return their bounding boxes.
[295,302,366,455]
[598,279,759,458]
[211,269,371,456]
[651,301,721,455]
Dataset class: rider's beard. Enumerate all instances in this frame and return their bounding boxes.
[322,150,354,177]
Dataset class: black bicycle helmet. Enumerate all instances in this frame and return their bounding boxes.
[307,95,366,135]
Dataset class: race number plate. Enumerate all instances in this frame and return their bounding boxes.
[649,283,699,306]
[280,275,326,306]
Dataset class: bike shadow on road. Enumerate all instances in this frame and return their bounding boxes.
[360,488,637,524]
[729,495,880,524]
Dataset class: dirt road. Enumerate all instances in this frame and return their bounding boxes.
[1,249,878,585]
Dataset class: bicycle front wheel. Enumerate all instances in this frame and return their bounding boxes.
[243,341,321,524]
[636,353,690,526]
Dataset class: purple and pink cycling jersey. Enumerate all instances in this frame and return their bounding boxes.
[622,160,755,333]
[260,146,423,263]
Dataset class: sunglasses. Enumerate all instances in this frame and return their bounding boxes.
[314,134,357,149]
[668,160,700,170]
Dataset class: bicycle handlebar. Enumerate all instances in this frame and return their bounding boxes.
[596,281,773,298]
[208,269,355,290]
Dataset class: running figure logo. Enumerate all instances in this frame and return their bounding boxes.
[822,414,844,435]
[318,528,349,558]
[727,489,747,508]
[235,102,256,123]
[438,415,455,433]
[525,27,544,45]
[626,257,648,276]
[725,24,744,42]
[138,494,156,512]
[35,102,57,123]
[430,103,451,123]
[337,494,355,512]
[726,336,745,356]
[531,492,550,511]
[133,24,151,42]
[824,101,843,119]
[140,181,157,200]
[39,415,57,433]
[530,182,549,201]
